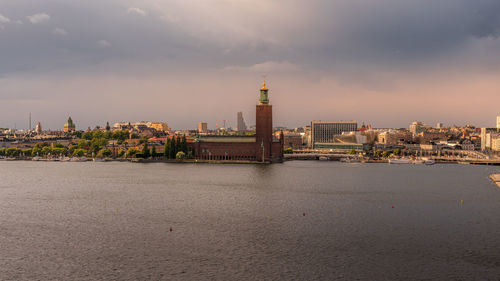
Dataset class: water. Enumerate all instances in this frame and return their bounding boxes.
[1,161,500,280]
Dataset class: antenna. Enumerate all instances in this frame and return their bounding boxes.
[29,112,32,131]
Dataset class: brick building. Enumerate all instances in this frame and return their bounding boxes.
[189,82,283,162]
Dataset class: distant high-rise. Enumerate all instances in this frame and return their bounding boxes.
[198,122,208,133]
[497,116,500,129]
[236,112,247,132]
[436,122,443,129]
[35,121,42,134]
[64,117,76,132]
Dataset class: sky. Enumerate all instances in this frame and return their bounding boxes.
[1,0,499,130]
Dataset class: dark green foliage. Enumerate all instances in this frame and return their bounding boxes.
[142,142,150,158]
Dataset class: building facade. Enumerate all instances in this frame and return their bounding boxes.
[311,120,357,147]
[198,122,208,133]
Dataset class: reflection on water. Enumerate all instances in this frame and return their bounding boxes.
[0,161,499,280]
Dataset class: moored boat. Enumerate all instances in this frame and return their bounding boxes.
[389,158,411,164]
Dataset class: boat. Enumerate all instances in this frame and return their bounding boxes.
[93,158,106,162]
[32,156,41,161]
[5,157,17,161]
[389,158,411,164]
[341,157,361,163]
[424,159,436,165]
[412,159,425,164]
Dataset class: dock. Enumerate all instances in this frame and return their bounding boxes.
[489,174,500,188]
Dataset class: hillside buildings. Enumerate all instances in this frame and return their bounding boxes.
[113,122,170,133]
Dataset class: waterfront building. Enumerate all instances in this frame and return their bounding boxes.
[283,133,304,149]
[189,81,283,162]
[64,117,76,132]
[311,121,357,148]
[491,136,500,152]
[236,112,247,132]
[377,130,413,145]
[198,122,208,134]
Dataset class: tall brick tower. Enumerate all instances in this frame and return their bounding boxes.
[256,81,273,162]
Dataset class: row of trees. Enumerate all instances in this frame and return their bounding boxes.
[133,135,189,159]
[373,148,402,158]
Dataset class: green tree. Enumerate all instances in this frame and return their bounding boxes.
[284,147,293,154]
[125,148,138,158]
[393,148,402,156]
[82,132,93,140]
[164,138,170,158]
[349,149,356,155]
[151,145,157,157]
[41,146,52,156]
[73,149,86,157]
[176,151,185,160]
[142,142,150,158]
[97,148,112,158]
[374,150,383,158]
[118,150,125,158]
[23,149,33,157]
[6,148,21,157]
[382,150,392,158]
[181,135,188,153]
[0,148,6,156]
[169,137,176,159]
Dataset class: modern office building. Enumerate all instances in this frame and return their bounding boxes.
[236,112,247,132]
[310,120,357,147]
[198,122,208,133]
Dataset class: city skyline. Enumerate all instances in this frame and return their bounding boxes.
[1,1,500,129]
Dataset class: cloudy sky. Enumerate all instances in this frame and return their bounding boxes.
[1,0,499,130]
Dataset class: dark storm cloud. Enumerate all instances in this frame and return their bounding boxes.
[1,0,500,129]
[1,0,499,75]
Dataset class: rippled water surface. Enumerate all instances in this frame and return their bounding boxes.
[1,161,500,280]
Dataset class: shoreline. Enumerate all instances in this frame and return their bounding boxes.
[2,156,500,166]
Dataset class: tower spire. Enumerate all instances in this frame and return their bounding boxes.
[259,80,269,104]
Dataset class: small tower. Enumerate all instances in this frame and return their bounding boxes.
[259,81,269,104]
[64,117,76,132]
[256,80,273,162]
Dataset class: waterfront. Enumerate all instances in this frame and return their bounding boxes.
[1,161,500,280]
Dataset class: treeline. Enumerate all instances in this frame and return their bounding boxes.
[133,135,189,159]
